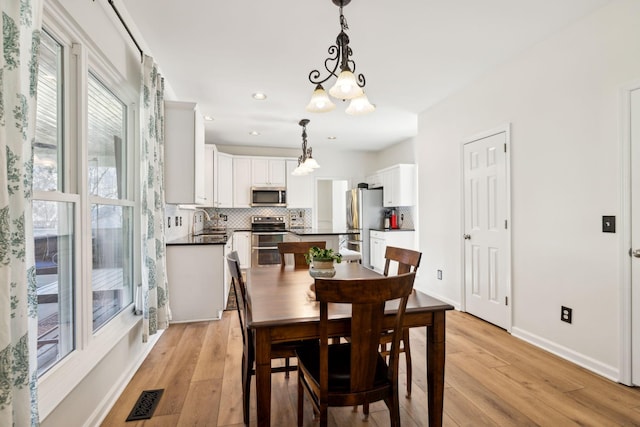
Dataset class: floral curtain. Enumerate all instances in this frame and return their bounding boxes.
[140,55,170,341]
[0,0,44,425]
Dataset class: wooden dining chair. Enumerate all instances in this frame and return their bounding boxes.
[277,241,326,269]
[296,272,416,427]
[226,252,300,425]
[380,246,422,398]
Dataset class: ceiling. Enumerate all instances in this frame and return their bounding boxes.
[120,0,611,152]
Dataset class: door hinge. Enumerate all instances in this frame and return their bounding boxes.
[505,219,508,229]
[504,143,507,153]
[505,296,508,306]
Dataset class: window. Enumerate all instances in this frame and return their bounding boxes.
[87,73,133,331]
[33,30,76,375]
[33,28,136,374]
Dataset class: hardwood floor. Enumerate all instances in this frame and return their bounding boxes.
[101,310,640,426]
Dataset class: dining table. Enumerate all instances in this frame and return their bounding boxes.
[245,262,454,427]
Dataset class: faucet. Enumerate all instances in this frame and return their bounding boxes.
[191,209,211,236]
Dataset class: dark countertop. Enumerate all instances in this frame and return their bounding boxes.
[288,228,361,236]
[166,235,227,246]
[370,228,416,232]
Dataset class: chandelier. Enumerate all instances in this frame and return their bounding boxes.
[305,0,375,115]
[292,119,320,176]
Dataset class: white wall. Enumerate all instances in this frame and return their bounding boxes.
[416,0,640,379]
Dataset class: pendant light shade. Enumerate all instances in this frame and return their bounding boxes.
[306,84,336,113]
[292,119,319,175]
[328,69,363,100]
[303,156,320,169]
[345,92,375,115]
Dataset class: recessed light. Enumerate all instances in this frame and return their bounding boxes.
[252,92,267,100]
[327,136,337,140]
[249,131,260,136]
[204,115,214,121]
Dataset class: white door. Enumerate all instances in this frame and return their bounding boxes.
[463,130,510,330]
[630,87,640,386]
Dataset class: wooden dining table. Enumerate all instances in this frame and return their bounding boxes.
[245,263,454,427]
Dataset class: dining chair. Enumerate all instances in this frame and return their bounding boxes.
[226,252,301,425]
[296,272,416,427]
[277,241,326,269]
[380,245,422,398]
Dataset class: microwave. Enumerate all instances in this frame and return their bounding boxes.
[251,187,287,207]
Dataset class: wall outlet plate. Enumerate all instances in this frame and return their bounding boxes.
[561,306,573,323]
[602,215,616,233]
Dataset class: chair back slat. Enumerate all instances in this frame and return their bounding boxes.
[383,246,422,276]
[314,272,415,393]
[277,241,326,269]
[226,252,247,343]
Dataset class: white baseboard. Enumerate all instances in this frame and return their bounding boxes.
[511,326,619,382]
[84,330,164,427]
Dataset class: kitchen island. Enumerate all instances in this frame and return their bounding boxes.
[166,235,227,322]
[287,228,360,252]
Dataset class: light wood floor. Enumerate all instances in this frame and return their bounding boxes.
[101,310,640,426]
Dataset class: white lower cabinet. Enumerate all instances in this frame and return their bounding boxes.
[369,230,416,274]
[233,231,251,269]
[166,244,224,322]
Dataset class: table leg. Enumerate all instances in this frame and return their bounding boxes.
[427,311,446,426]
[255,329,272,427]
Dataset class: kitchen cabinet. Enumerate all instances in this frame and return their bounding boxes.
[223,233,234,309]
[252,158,286,187]
[233,231,251,269]
[204,146,233,208]
[369,230,416,274]
[164,101,206,204]
[286,160,313,208]
[233,157,252,208]
[380,164,416,207]
[166,244,224,322]
[367,173,382,189]
[217,153,233,207]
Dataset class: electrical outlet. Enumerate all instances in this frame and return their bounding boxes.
[561,306,573,323]
[175,216,179,226]
[437,270,442,280]
[179,216,183,226]
[167,217,171,228]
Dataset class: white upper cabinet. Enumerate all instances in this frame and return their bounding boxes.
[252,158,286,187]
[380,164,416,207]
[164,101,206,204]
[286,160,313,208]
[233,157,252,208]
[204,145,216,206]
[216,152,233,208]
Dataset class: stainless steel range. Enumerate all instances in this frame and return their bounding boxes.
[251,216,287,267]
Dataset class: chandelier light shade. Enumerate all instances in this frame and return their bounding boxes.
[306,84,336,113]
[306,0,375,115]
[292,119,320,176]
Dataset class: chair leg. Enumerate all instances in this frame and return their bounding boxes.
[403,328,412,397]
[242,365,251,425]
[285,357,290,378]
[297,371,304,427]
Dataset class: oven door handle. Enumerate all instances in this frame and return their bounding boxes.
[252,246,279,250]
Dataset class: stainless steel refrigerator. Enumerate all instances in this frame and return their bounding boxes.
[345,188,384,268]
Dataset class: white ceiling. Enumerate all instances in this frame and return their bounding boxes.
[120,0,611,152]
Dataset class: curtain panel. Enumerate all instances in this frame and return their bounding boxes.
[140,55,170,341]
[0,0,44,425]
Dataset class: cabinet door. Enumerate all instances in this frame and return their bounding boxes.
[370,236,385,273]
[234,157,252,207]
[217,153,233,208]
[204,145,216,206]
[269,159,286,186]
[164,101,206,204]
[381,169,394,207]
[233,231,251,269]
[286,160,313,208]
[252,158,269,186]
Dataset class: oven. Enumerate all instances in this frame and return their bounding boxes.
[251,216,287,267]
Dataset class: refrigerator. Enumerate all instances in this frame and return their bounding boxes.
[345,188,384,268]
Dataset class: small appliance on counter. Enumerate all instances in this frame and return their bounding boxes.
[289,210,305,229]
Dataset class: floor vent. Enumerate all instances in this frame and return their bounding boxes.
[126,389,164,422]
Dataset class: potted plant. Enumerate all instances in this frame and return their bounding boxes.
[305,246,342,278]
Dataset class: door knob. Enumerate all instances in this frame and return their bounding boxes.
[463,234,471,240]
[632,249,640,258]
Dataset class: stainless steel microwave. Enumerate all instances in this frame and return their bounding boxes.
[251,187,286,207]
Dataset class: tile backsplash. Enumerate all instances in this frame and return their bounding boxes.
[203,207,312,229]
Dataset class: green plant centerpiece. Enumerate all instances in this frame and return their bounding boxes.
[305,246,341,278]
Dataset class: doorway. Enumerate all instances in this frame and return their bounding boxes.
[314,179,348,229]
[462,126,512,331]
[628,85,640,386]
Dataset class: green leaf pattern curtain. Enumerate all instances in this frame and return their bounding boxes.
[140,55,170,341]
[0,0,43,425]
